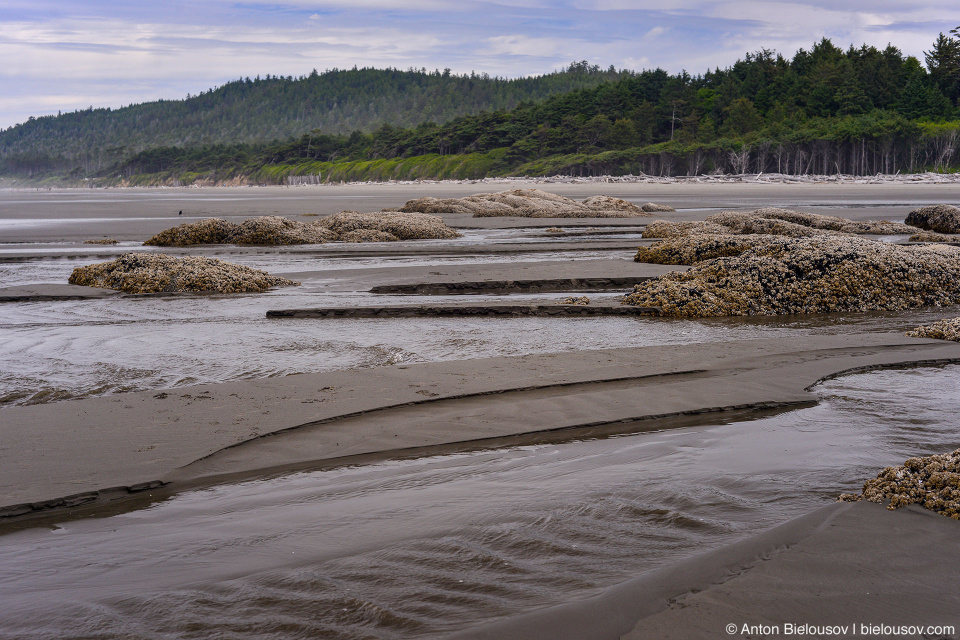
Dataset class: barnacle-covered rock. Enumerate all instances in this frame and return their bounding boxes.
[581,195,647,213]
[838,448,960,519]
[642,220,729,238]
[226,216,335,245]
[905,204,960,233]
[316,211,461,240]
[635,233,773,264]
[400,189,652,218]
[748,207,848,231]
[144,218,235,246]
[705,211,827,237]
[643,207,908,239]
[339,229,400,243]
[839,219,916,234]
[144,212,460,246]
[641,202,676,212]
[557,296,590,305]
[624,235,960,317]
[68,253,299,294]
[906,317,960,341]
[910,230,960,243]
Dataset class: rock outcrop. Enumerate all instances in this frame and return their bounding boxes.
[400,189,669,218]
[905,204,960,234]
[83,238,119,245]
[624,235,960,317]
[143,213,460,246]
[68,253,299,294]
[839,449,960,519]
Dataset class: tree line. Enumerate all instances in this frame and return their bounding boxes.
[0,61,629,178]
[7,34,960,182]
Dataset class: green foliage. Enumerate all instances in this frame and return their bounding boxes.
[8,36,960,183]
[0,63,632,178]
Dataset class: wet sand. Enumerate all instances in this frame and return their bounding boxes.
[2,182,960,636]
[451,501,960,639]
[4,333,960,519]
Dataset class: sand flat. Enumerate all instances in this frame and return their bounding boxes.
[4,333,960,519]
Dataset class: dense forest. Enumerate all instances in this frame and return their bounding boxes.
[6,33,960,184]
[0,62,629,178]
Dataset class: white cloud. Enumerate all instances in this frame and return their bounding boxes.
[2,0,959,127]
[483,35,567,57]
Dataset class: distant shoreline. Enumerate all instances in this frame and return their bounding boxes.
[3,170,960,192]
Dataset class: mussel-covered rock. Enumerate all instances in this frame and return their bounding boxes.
[905,204,960,233]
[68,253,299,294]
[839,448,960,519]
[624,235,960,317]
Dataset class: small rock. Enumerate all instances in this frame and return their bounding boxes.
[839,448,960,519]
[910,230,960,242]
[906,317,960,341]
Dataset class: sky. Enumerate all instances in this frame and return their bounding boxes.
[2,0,959,129]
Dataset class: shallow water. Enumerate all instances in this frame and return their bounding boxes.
[1,365,958,639]
[3,265,957,408]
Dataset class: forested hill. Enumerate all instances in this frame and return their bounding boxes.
[0,62,630,176]
[8,35,960,184]
[104,36,960,184]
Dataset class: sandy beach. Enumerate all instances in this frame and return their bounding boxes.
[1,181,959,638]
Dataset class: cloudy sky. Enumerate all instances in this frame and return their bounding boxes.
[2,0,959,129]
